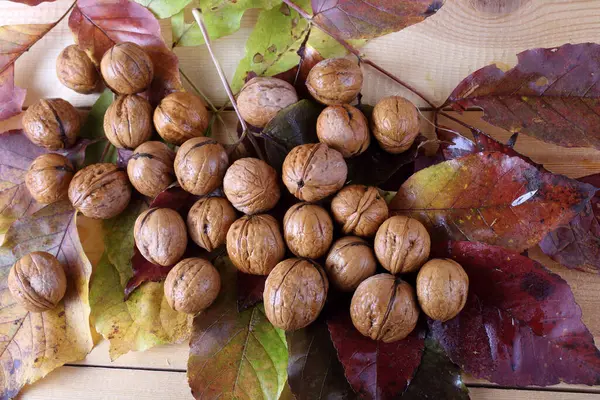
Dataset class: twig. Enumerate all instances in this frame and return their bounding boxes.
[438,111,484,134]
[293,25,312,86]
[99,141,112,163]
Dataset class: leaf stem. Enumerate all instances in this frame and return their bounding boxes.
[99,141,112,163]
[438,111,484,135]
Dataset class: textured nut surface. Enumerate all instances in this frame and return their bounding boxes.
[350,274,419,342]
[372,96,420,154]
[223,158,280,214]
[325,236,376,292]
[306,58,363,105]
[417,258,469,322]
[187,197,237,252]
[174,137,228,196]
[103,95,153,149]
[22,98,81,150]
[100,42,154,94]
[164,257,221,315]
[154,92,210,145]
[316,104,370,158]
[127,141,175,198]
[26,153,74,204]
[331,185,388,237]
[237,77,298,128]
[134,207,188,266]
[282,143,347,202]
[226,214,285,275]
[374,216,431,274]
[283,202,333,259]
[264,258,329,331]
[68,163,131,219]
[8,251,67,312]
[56,45,99,94]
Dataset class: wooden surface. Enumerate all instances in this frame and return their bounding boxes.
[2,0,600,398]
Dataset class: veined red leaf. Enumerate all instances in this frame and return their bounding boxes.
[430,241,600,386]
[389,152,596,252]
[448,43,600,149]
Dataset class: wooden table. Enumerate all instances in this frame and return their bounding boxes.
[2,0,600,398]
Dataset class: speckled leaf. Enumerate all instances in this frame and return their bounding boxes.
[0,201,93,399]
[389,152,596,252]
[134,0,191,19]
[430,241,600,386]
[188,257,288,400]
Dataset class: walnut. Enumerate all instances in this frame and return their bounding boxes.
[416,259,469,322]
[306,58,363,105]
[223,158,280,214]
[103,95,153,149]
[350,274,419,342]
[374,216,431,274]
[56,45,100,94]
[282,143,347,202]
[100,42,154,94]
[187,197,237,252]
[264,258,329,331]
[68,163,131,219]
[283,202,333,259]
[226,214,285,275]
[154,92,210,145]
[134,207,188,266]
[8,251,67,312]
[372,96,420,154]
[22,98,81,150]
[174,137,228,196]
[164,257,221,315]
[237,77,298,128]
[331,185,388,238]
[127,141,175,198]
[325,237,376,292]
[25,153,74,204]
[316,104,370,158]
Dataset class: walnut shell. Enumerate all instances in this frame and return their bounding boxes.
[226,214,285,275]
[331,185,388,238]
[100,42,154,94]
[134,207,188,266]
[8,251,67,312]
[372,96,420,154]
[56,45,100,94]
[306,58,363,105]
[325,237,376,292]
[282,143,347,202]
[22,98,81,150]
[223,158,280,214]
[264,258,329,331]
[416,259,469,322]
[164,257,221,315]
[283,203,333,259]
[68,163,132,219]
[127,141,175,198]
[237,77,299,128]
[374,216,431,274]
[103,95,153,149]
[187,197,237,252]
[350,274,419,342]
[316,104,370,158]
[154,92,210,145]
[25,153,75,204]
[174,137,229,196]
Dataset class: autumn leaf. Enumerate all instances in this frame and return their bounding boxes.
[447,43,600,149]
[134,0,190,19]
[389,152,596,252]
[188,256,288,400]
[430,241,600,386]
[237,271,266,312]
[80,90,116,166]
[0,201,93,398]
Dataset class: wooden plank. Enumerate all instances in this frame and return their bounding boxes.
[468,387,600,400]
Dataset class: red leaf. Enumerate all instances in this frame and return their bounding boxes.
[327,311,425,400]
[430,241,600,386]
[8,0,56,5]
[448,43,600,149]
[123,246,171,299]
[311,0,443,39]
[236,272,266,312]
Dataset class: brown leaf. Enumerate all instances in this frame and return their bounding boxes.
[237,271,266,312]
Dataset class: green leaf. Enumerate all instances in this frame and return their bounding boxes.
[134,0,191,19]
[81,89,117,166]
[188,256,288,400]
